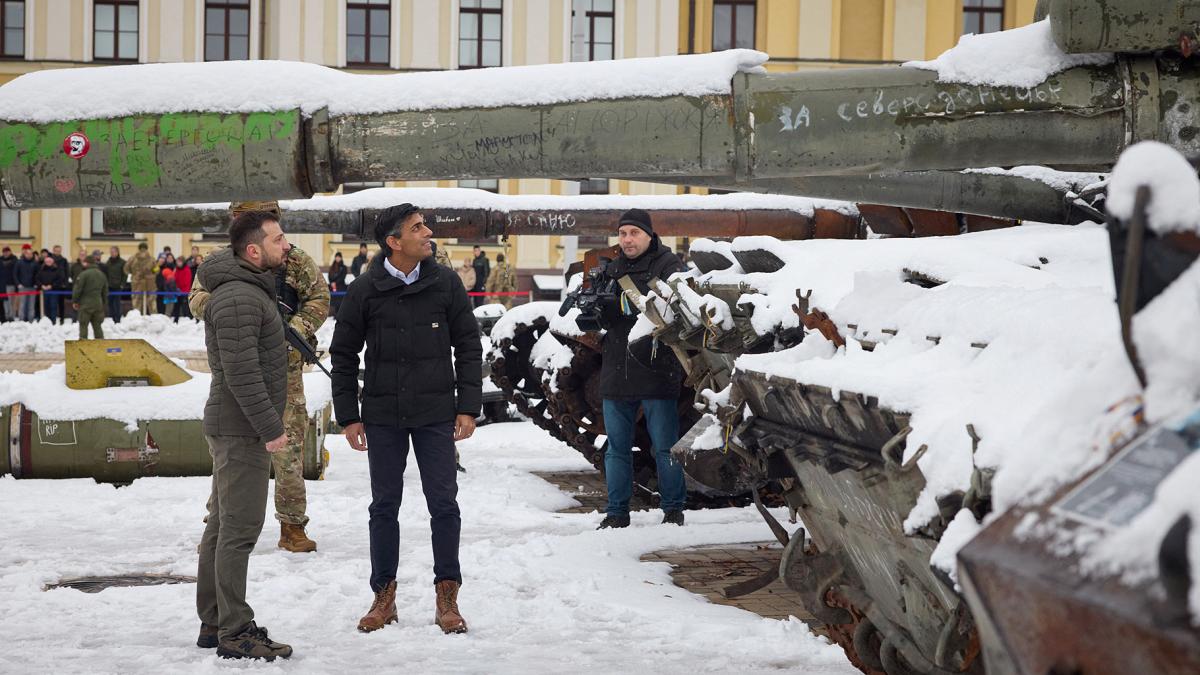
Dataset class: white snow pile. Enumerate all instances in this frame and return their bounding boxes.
[0,312,206,354]
[148,187,858,219]
[0,362,332,429]
[0,424,858,674]
[488,301,559,343]
[905,19,1113,87]
[474,304,507,320]
[0,50,768,123]
[963,166,1106,195]
[698,225,1143,541]
[1133,260,1200,417]
[1106,141,1200,235]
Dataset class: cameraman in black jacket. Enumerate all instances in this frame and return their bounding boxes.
[594,209,688,529]
[329,203,481,635]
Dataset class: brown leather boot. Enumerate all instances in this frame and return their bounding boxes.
[278,523,317,553]
[434,580,468,634]
[357,581,398,633]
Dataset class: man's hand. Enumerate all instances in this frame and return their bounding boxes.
[71,302,80,310]
[265,433,288,453]
[453,414,476,441]
[344,422,368,451]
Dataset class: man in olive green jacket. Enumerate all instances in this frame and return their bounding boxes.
[71,256,108,340]
[194,211,295,661]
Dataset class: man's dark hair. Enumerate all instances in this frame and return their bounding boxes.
[496,253,505,263]
[228,210,278,257]
[373,203,421,257]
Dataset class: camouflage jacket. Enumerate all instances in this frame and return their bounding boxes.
[191,246,330,346]
[485,262,517,293]
[127,251,156,282]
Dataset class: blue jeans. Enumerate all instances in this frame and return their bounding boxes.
[602,398,686,516]
[363,421,461,590]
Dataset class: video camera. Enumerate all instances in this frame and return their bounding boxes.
[557,257,619,332]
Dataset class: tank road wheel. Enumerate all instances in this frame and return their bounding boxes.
[489,315,557,434]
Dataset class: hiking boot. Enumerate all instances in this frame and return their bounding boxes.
[597,514,631,529]
[278,523,317,553]
[357,580,398,633]
[434,580,468,634]
[216,622,293,661]
[196,623,217,649]
[662,510,685,526]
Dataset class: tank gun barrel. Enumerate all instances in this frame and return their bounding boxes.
[2,30,1197,210]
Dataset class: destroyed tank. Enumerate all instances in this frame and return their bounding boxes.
[4,0,1200,670]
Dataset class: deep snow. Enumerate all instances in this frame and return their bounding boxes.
[0,423,854,674]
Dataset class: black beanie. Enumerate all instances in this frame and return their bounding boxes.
[374,203,421,249]
[618,208,653,236]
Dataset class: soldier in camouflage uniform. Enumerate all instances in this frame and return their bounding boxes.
[127,242,157,315]
[190,202,330,553]
[431,240,452,269]
[485,253,518,309]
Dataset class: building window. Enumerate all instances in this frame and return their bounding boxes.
[90,209,106,236]
[570,0,613,62]
[459,179,499,193]
[578,178,608,195]
[712,0,755,51]
[0,207,19,233]
[94,0,138,62]
[205,0,250,61]
[343,181,385,194]
[963,0,1004,35]
[347,0,390,66]
[459,0,501,69]
[1,1,24,59]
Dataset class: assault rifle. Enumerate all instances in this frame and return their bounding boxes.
[279,300,332,378]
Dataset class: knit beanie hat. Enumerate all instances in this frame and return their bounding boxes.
[617,208,653,236]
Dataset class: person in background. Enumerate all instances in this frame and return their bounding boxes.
[350,242,369,278]
[593,209,689,530]
[184,245,202,269]
[128,242,157,315]
[470,245,489,308]
[485,252,518,309]
[161,266,179,319]
[0,246,15,322]
[174,254,194,322]
[72,255,108,340]
[35,252,67,323]
[327,252,347,317]
[156,253,177,315]
[14,245,37,321]
[105,246,126,323]
[456,257,476,292]
[50,245,67,269]
[432,241,452,268]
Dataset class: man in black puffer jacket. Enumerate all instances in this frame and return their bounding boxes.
[330,203,481,636]
[194,210,295,662]
[595,208,688,530]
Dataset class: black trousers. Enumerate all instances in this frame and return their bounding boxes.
[364,421,461,591]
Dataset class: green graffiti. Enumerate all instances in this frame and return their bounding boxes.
[0,109,299,189]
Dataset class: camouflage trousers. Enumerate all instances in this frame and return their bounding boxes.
[131,280,156,314]
[273,359,309,526]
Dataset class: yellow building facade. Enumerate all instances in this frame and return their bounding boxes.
[0,0,1040,277]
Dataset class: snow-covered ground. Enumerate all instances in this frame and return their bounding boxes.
[0,423,854,674]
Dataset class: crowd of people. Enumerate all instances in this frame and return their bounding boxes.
[0,240,523,331]
[0,242,205,327]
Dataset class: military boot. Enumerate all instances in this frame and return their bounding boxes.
[196,623,218,649]
[357,581,398,633]
[434,580,468,634]
[278,523,317,553]
[216,622,293,661]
